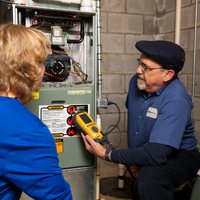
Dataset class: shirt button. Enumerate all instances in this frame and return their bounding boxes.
[139,116,141,118]
[136,132,138,134]
[144,101,147,103]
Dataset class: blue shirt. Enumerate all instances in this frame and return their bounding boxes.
[0,97,73,200]
[126,74,196,150]
[111,74,197,166]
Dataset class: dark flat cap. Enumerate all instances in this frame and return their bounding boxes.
[135,40,185,73]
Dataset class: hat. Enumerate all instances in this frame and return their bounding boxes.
[135,40,185,74]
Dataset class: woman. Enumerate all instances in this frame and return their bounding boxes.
[0,23,72,200]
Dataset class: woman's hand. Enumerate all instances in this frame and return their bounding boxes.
[81,133,107,159]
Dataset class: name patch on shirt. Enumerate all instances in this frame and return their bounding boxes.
[146,107,157,119]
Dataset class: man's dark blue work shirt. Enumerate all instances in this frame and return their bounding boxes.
[111,74,197,166]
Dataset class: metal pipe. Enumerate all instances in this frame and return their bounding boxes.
[192,0,198,103]
[96,0,102,99]
[118,164,125,189]
[175,0,181,45]
[96,114,101,200]
[96,157,100,200]
[12,4,17,25]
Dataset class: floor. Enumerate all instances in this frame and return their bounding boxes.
[100,194,132,200]
[99,164,132,200]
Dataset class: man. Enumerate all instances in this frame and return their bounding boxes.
[82,40,200,200]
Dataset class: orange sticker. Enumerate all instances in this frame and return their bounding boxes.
[55,139,63,153]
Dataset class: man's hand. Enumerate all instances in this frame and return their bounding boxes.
[81,133,107,159]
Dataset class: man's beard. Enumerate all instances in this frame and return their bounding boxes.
[137,74,146,90]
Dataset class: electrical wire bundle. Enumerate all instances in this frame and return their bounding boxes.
[103,101,136,182]
[43,48,87,82]
[31,13,87,82]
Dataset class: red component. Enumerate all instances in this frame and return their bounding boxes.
[67,116,74,125]
[67,106,76,115]
[67,127,76,136]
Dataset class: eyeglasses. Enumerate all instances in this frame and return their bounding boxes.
[137,59,163,72]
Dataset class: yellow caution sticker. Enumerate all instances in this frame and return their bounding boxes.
[52,133,64,137]
[32,91,39,99]
[67,90,92,95]
[48,106,64,110]
[55,139,63,153]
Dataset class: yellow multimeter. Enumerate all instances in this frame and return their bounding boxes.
[73,112,136,181]
[72,112,107,143]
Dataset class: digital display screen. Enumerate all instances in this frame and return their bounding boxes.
[80,114,92,124]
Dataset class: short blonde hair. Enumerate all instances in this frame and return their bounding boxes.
[0,23,51,104]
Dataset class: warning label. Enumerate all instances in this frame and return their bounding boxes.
[39,104,90,136]
[40,106,68,134]
[55,139,63,153]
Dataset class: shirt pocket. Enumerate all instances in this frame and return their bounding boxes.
[142,116,157,142]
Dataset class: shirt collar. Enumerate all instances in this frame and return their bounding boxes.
[143,77,179,98]
[155,86,166,96]
[142,84,168,99]
[155,77,179,96]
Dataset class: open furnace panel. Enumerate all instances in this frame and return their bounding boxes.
[13,4,97,168]
[13,6,95,84]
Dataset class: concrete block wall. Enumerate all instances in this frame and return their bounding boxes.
[99,0,155,166]
[99,0,200,166]
[158,0,200,145]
